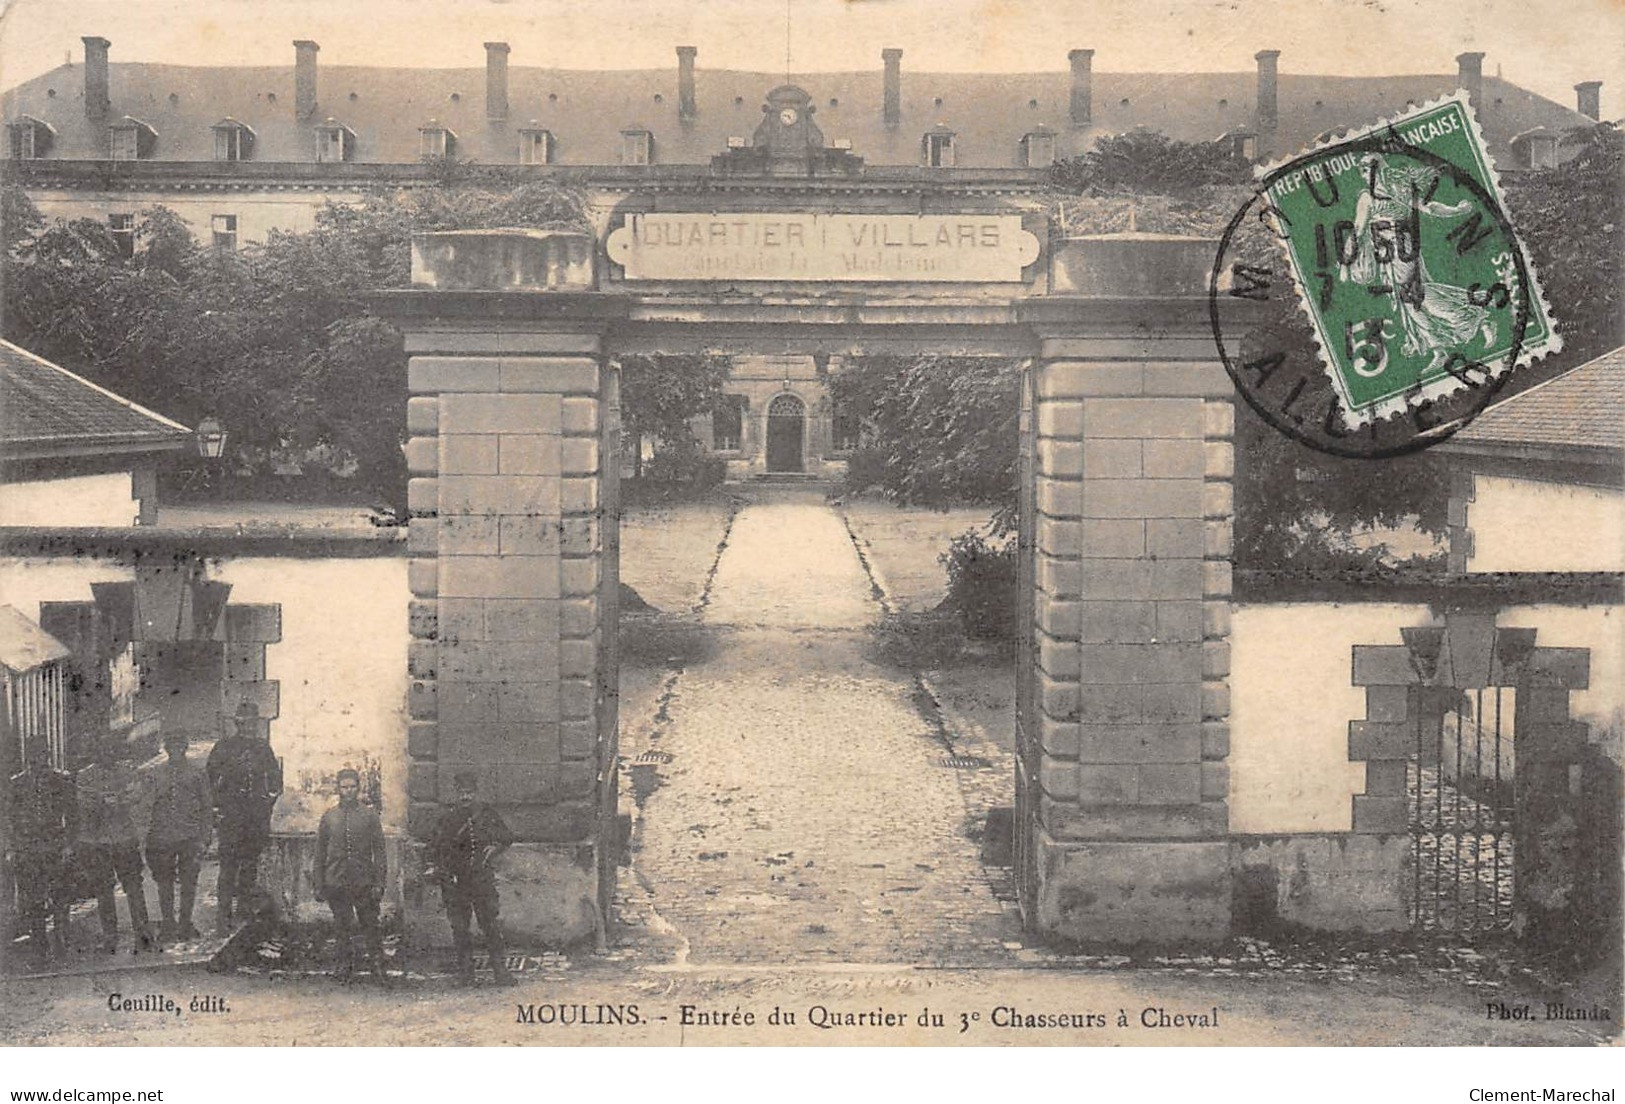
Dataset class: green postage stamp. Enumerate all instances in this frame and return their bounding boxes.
[1257,92,1561,429]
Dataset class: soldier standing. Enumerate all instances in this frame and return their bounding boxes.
[206,701,281,935]
[5,737,76,968]
[313,767,388,981]
[425,770,516,986]
[141,732,212,942]
[75,740,155,953]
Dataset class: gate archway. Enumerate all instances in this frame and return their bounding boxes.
[380,225,1240,949]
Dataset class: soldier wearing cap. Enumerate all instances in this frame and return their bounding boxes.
[141,731,213,942]
[314,767,388,980]
[5,736,77,968]
[206,700,282,934]
[75,739,156,953]
[424,769,515,986]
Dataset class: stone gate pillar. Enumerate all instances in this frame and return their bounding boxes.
[382,231,622,947]
[1020,243,1235,943]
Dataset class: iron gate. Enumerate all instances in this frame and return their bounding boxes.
[1387,620,1593,938]
[1408,685,1515,933]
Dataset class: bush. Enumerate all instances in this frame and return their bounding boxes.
[642,448,726,487]
[840,446,890,497]
[939,529,1019,640]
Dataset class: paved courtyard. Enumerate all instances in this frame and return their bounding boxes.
[628,488,1019,965]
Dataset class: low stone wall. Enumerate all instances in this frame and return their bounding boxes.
[1230,833,1409,934]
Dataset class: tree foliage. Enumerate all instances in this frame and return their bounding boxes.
[617,352,732,478]
[832,354,1023,530]
[0,176,733,510]
[1049,131,1253,196]
[1505,122,1624,364]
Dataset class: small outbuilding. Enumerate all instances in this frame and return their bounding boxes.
[0,338,192,527]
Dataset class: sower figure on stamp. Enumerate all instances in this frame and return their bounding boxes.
[141,732,213,943]
[75,740,156,953]
[424,770,516,987]
[313,767,388,981]
[5,736,76,968]
[206,700,282,935]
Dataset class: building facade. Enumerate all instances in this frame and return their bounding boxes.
[2,39,1605,479]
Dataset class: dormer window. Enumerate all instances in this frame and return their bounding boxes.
[519,127,554,165]
[922,126,956,168]
[212,118,256,162]
[1510,128,1557,169]
[315,121,356,163]
[7,115,56,159]
[621,128,653,166]
[1020,128,1056,168]
[110,116,158,161]
[419,121,458,159]
[1218,129,1258,161]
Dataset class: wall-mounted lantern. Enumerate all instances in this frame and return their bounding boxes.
[195,417,228,460]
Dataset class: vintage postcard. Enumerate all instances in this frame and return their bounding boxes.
[0,0,1620,1071]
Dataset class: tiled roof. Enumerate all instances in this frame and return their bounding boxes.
[0,339,191,459]
[1451,346,1625,455]
[1,59,1597,170]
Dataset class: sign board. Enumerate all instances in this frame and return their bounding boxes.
[605,213,1042,282]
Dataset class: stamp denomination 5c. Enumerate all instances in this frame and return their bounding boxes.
[1211,92,1562,456]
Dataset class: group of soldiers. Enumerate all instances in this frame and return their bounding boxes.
[314,766,517,986]
[3,700,280,969]
[8,698,519,987]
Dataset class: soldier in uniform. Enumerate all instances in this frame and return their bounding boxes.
[313,767,388,981]
[206,701,282,935]
[5,736,76,968]
[141,732,213,942]
[75,740,156,953]
[424,770,516,986]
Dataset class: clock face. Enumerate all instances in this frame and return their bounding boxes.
[779,107,798,126]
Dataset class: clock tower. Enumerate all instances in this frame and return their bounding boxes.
[751,85,824,159]
[712,83,863,177]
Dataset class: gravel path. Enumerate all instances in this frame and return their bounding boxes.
[632,490,1017,965]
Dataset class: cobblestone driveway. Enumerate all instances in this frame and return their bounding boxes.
[631,490,1018,965]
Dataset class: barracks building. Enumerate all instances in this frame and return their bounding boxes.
[1,38,1603,478]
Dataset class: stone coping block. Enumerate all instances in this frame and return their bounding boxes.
[1051,234,1217,299]
[412,230,596,292]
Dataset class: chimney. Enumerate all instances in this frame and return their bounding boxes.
[677,46,697,122]
[294,39,320,120]
[1456,51,1484,108]
[1255,49,1280,131]
[1575,80,1602,120]
[485,42,510,121]
[1068,49,1094,127]
[82,36,110,125]
[882,48,902,129]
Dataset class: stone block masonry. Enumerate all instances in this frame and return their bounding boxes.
[383,231,1245,952]
[402,334,617,947]
[1027,347,1234,943]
